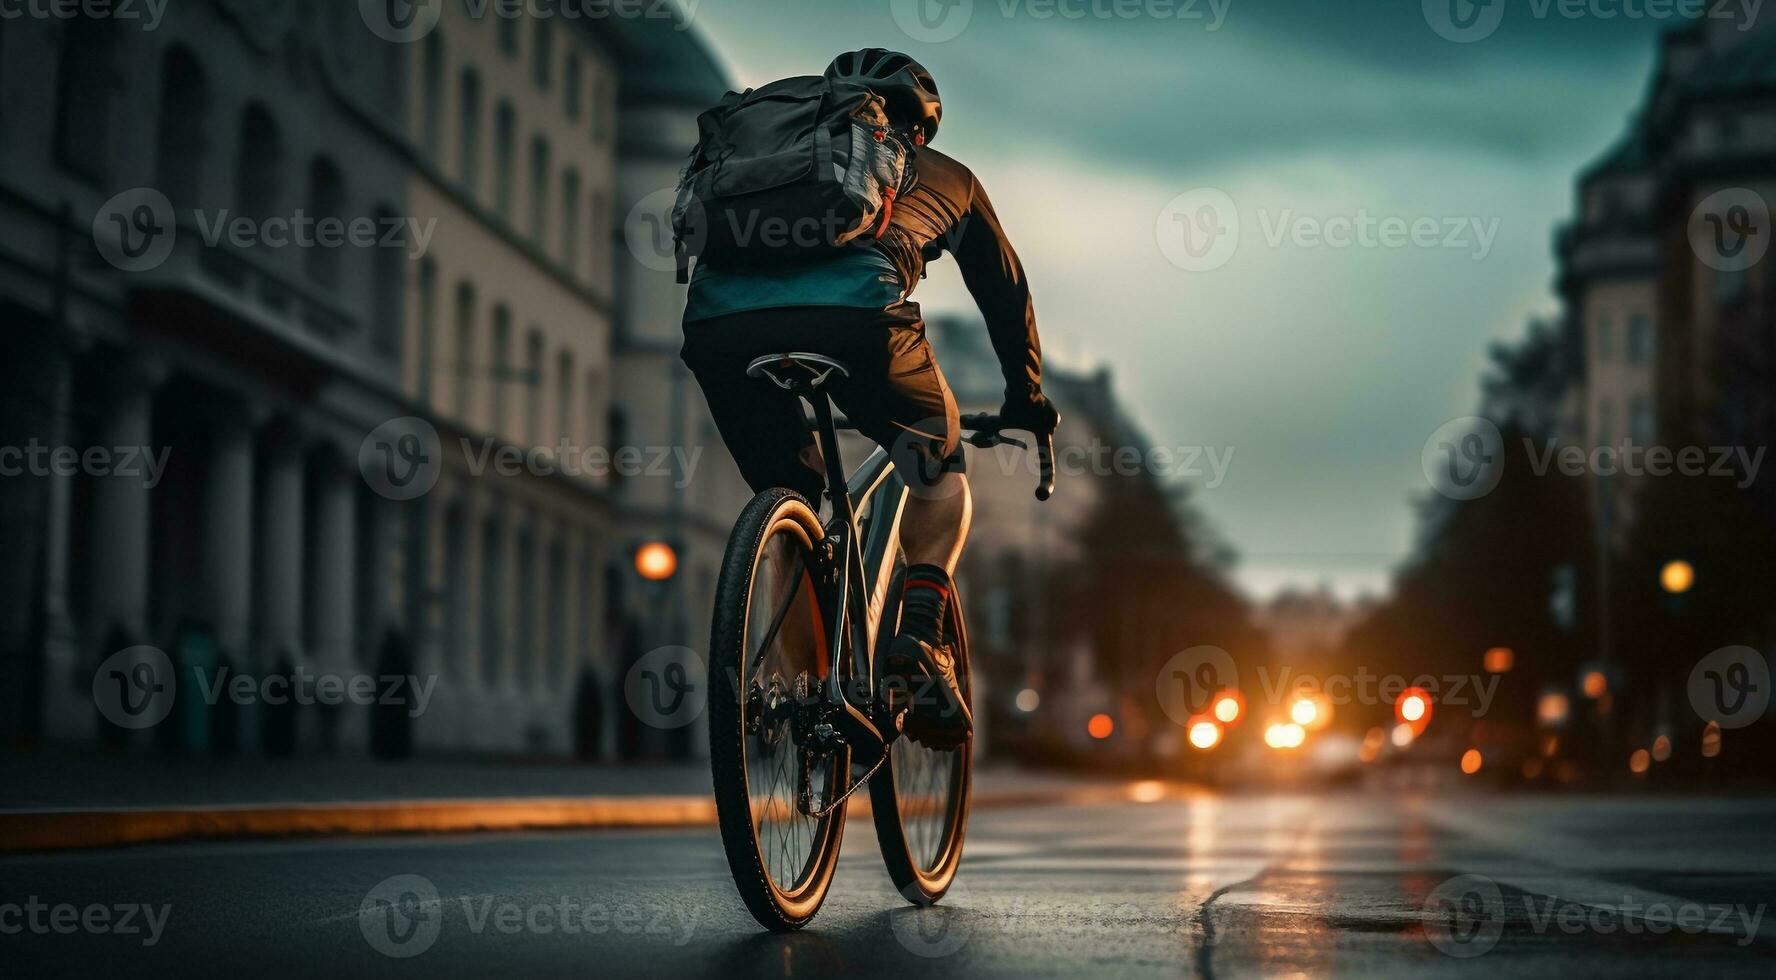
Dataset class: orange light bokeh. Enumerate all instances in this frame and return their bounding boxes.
[634,541,678,581]
[1087,713,1115,740]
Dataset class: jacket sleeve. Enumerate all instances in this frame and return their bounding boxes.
[951,174,1043,395]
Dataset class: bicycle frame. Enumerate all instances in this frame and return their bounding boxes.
[805,394,907,711]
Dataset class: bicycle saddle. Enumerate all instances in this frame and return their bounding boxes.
[745,352,851,392]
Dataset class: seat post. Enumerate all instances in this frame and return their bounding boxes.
[807,393,853,527]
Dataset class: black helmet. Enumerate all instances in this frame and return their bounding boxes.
[824,48,941,144]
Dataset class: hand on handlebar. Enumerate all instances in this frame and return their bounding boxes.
[960,413,1058,502]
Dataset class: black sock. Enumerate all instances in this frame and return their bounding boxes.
[899,564,950,647]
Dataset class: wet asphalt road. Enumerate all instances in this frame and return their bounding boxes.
[4,790,1775,978]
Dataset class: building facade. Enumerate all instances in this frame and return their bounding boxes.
[0,1,734,759]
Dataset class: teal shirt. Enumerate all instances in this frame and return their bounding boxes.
[684,249,906,322]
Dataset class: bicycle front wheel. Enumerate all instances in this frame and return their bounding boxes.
[708,488,849,931]
[870,567,973,905]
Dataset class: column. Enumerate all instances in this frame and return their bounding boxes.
[310,457,359,754]
[204,411,255,660]
[255,433,305,670]
[88,358,158,646]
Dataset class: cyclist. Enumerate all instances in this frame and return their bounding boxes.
[680,49,1058,745]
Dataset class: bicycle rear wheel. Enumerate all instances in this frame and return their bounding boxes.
[709,488,850,931]
[870,566,973,905]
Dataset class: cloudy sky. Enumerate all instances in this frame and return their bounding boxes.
[682,0,1691,600]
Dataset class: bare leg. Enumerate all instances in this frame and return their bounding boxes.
[898,473,972,574]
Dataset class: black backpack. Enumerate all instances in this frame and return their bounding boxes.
[671,76,916,283]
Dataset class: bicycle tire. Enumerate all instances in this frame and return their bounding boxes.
[869,565,974,906]
[709,488,851,931]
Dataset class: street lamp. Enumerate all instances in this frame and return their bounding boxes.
[634,541,678,582]
[1659,560,1695,595]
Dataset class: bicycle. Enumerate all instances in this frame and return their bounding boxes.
[707,350,1055,932]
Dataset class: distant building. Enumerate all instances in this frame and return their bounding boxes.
[1556,19,1776,548]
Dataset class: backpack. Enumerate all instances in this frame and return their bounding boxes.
[671,76,917,283]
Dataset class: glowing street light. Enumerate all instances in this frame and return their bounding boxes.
[1396,687,1432,729]
[1659,559,1695,595]
[1483,647,1514,674]
[1088,713,1115,740]
[1212,690,1244,724]
[1390,723,1415,748]
[634,541,678,581]
[1536,691,1570,727]
[1290,697,1318,726]
[1581,670,1608,700]
[1188,719,1223,750]
[1460,748,1483,775]
[1263,722,1306,749]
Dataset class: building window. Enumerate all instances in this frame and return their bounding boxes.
[155,46,208,210]
[608,405,629,492]
[532,18,552,90]
[494,101,516,221]
[237,103,282,223]
[491,305,513,431]
[547,542,567,684]
[54,14,119,182]
[453,281,476,419]
[529,135,551,245]
[556,350,575,445]
[480,515,504,686]
[1593,315,1612,362]
[458,68,482,194]
[371,205,402,354]
[562,169,582,271]
[591,76,610,143]
[1626,314,1654,365]
[525,329,545,443]
[305,157,346,288]
[444,505,467,676]
[417,257,438,404]
[1629,397,1654,445]
[421,30,444,161]
[515,525,535,689]
[498,11,518,57]
[585,368,605,454]
[564,52,583,120]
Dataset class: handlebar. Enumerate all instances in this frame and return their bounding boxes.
[960,413,1057,501]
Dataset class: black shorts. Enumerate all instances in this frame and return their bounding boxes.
[681,306,965,502]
